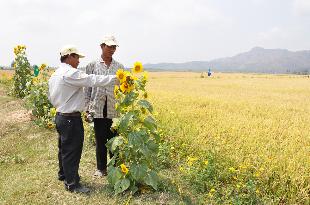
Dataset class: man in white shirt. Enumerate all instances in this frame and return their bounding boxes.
[48,45,116,193]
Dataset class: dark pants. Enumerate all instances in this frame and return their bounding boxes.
[94,118,116,170]
[55,114,84,189]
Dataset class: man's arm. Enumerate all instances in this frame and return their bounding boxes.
[63,69,116,88]
[84,63,93,111]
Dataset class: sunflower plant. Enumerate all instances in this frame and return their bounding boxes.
[12,45,33,98]
[24,63,55,128]
[106,62,160,194]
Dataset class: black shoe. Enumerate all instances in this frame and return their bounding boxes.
[65,184,90,194]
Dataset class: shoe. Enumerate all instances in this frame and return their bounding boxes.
[65,184,90,194]
[93,169,107,177]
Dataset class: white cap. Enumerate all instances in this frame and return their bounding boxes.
[60,45,85,58]
[101,35,119,46]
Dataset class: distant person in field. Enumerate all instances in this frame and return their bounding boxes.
[48,45,116,194]
[84,35,124,177]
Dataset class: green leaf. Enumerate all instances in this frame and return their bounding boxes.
[106,137,116,151]
[111,118,120,130]
[129,185,139,194]
[119,111,134,133]
[114,178,131,194]
[128,131,145,148]
[144,171,159,190]
[147,140,159,153]
[140,145,152,158]
[143,116,157,132]
[131,163,148,182]
[122,92,138,106]
[107,155,116,167]
[107,167,122,186]
[152,132,160,142]
[137,99,153,113]
[111,136,124,151]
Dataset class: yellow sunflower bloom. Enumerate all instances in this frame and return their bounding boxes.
[120,163,129,174]
[40,63,47,70]
[14,47,18,55]
[50,107,56,117]
[132,61,143,73]
[47,122,54,129]
[114,85,119,97]
[120,82,134,93]
[116,69,125,82]
[120,82,128,93]
[32,77,39,85]
[143,71,148,81]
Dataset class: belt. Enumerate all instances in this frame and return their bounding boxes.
[56,112,81,117]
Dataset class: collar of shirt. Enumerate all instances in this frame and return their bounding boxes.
[59,62,75,70]
[98,58,116,67]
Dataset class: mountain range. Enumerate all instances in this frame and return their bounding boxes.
[144,47,310,74]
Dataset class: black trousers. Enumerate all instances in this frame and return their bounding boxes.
[94,118,116,170]
[55,114,84,189]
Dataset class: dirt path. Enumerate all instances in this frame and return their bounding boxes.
[0,87,31,137]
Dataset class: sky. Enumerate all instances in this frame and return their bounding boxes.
[0,0,310,67]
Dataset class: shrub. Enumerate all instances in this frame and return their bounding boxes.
[12,45,32,98]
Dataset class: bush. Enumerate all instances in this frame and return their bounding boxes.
[25,64,55,128]
[12,45,32,98]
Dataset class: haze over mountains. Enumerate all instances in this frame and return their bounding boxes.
[144,47,310,74]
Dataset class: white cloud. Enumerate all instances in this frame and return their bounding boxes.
[0,0,309,67]
[258,27,287,41]
[293,0,310,16]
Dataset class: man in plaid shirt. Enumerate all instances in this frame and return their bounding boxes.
[84,35,124,177]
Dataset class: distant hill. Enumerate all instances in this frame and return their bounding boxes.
[144,47,310,74]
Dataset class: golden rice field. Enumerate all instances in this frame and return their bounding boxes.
[0,70,14,79]
[147,72,310,197]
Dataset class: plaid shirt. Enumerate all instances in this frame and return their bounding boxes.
[84,58,124,119]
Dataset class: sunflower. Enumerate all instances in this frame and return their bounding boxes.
[47,122,54,129]
[32,77,39,85]
[120,82,134,93]
[114,85,119,98]
[132,61,143,73]
[120,163,129,174]
[143,71,148,81]
[116,69,125,82]
[40,63,47,70]
[50,107,56,117]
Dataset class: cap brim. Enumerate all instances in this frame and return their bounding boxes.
[77,53,85,58]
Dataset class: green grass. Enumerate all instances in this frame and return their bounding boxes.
[0,84,183,205]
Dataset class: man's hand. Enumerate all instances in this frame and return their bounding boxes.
[114,77,120,86]
[84,111,93,123]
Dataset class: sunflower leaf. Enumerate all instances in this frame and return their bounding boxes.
[137,99,153,113]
